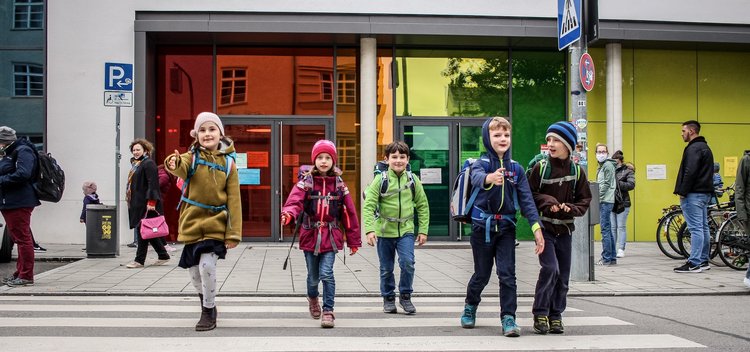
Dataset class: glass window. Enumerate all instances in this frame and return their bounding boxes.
[216,47,334,116]
[219,68,247,106]
[335,49,361,212]
[396,49,509,117]
[14,0,43,29]
[13,63,43,96]
[337,72,356,104]
[376,48,395,155]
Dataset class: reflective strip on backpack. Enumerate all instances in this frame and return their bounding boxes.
[541,175,578,185]
[539,216,575,225]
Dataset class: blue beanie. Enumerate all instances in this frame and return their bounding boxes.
[546,121,578,155]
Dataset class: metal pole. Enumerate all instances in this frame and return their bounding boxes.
[115,106,121,256]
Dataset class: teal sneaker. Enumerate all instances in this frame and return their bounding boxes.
[501,315,520,337]
[460,304,478,328]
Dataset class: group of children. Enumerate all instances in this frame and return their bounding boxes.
[152,112,591,335]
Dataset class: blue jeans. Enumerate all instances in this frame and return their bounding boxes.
[599,202,616,262]
[304,251,336,311]
[376,234,415,297]
[465,221,517,318]
[610,206,631,251]
[680,193,711,266]
[532,229,571,320]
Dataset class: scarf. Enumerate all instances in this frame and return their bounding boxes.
[126,155,148,204]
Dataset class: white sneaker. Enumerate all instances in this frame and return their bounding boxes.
[153,258,170,266]
[616,249,625,258]
[125,261,144,269]
[744,277,750,288]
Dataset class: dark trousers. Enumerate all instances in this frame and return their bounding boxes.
[532,229,572,319]
[465,222,517,318]
[1,207,34,280]
[134,226,170,264]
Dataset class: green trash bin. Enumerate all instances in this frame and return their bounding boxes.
[86,204,118,258]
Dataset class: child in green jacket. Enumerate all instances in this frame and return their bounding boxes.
[363,141,430,315]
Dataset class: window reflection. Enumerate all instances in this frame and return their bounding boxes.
[216,47,334,116]
[335,49,361,212]
[376,48,394,156]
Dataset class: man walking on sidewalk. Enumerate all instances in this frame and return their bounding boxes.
[673,120,714,273]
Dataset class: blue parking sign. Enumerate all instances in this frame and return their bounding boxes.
[558,0,582,51]
[104,63,133,91]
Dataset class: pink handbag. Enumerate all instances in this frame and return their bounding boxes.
[140,211,169,240]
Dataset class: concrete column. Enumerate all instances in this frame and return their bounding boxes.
[606,43,623,153]
[360,37,377,212]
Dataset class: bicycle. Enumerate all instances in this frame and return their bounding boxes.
[655,205,685,259]
[716,212,749,271]
[671,185,734,263]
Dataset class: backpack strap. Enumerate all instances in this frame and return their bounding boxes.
[176,149,234,215]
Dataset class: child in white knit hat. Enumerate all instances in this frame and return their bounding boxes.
[80,181,101,223]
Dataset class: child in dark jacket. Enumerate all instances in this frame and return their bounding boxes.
[528,122,592,335]
[281,140,361,329]
[460,117,545,337]
[80,181,101,223]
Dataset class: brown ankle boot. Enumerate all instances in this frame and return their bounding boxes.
[307,297,322,319]
[195,306,217,331]
[320,311,335,328]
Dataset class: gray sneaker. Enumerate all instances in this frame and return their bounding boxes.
[6,278,34,287]
[383,296,397,314]
[399,293,416,315]
[2,275,16,284]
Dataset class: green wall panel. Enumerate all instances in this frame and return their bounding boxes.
[634,50,697,123]
[698,51,750,124]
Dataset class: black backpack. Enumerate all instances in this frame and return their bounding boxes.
[33,151,65,203]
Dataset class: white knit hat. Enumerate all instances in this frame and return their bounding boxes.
[190,112,225,138]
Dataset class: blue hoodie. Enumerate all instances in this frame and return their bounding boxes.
[469,119,541,237]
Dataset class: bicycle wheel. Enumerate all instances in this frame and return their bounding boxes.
[656,211,684,259]
[708,213,724,266]
[676,222,691,259]
[717,214,749,271]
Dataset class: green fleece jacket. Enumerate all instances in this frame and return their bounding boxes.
[597,159,617,204]
[165,139,242,246]
[363,169,430,237]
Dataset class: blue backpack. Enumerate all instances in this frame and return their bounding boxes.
[450,157,478,223]
[177,147,236,213]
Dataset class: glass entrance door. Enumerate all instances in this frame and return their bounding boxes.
[226,119,331,241]
[398,119,484,240]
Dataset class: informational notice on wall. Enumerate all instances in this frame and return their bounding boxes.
[724,156,738,177]
[420,168,442,184]
[235,153,248,169]
[246,152,268,168]
[283,154,299,167]
[238,168,260,185]
[646,164,667,180]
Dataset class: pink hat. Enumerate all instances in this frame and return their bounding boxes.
[190,112,225,138]
[311,140,337,165]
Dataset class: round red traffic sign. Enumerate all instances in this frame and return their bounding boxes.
[579,53,595,91]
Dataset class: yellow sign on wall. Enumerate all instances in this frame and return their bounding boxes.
[724,156,738,177]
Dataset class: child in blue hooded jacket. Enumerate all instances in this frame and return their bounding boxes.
[459,116,544,337]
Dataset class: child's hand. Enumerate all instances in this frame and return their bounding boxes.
[80,219,85,223]
[226,242,238,249]
[281,212,292,225]
[559,203,571,213]
[550,204,560,213]
[416,234,427,246]
[366,232,377,246]
[167,149,180,169]
[486,168,505,186]
[349,246,359,256]
[533,229,545,255]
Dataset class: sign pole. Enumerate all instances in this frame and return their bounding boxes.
[115,106,121,256]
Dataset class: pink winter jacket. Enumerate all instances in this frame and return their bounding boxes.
[282,175,361,254]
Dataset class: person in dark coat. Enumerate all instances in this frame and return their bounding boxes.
[0,126,40,287]
[125,138,170,268]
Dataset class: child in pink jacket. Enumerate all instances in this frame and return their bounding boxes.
[281,140,361,329]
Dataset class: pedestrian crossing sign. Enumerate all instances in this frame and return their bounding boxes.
[558,0,582,50]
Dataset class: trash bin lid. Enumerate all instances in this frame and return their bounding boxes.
[86,204,116,210]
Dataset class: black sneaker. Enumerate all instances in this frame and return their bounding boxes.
[700,262,711,271]
[674,262,702,273]
[533,315,549,334]
[383,296,397,314]
[399,293,416,315]
[33,244,47,252]
[126,242,137,248]
[549,319,564,334]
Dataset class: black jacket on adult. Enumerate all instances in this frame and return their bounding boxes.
[674,136,714,197]
[615,164,635,207]
[0,137,41,210]
[127,156,162,229]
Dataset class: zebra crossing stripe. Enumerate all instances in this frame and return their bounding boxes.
[0,335,705,351]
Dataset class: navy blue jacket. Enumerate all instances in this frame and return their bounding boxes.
[0,137,41,209]
[469,119,540,230]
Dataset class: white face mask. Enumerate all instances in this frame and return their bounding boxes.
[596,154,607,163]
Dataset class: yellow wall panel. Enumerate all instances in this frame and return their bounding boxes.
[586,48,607,123]
[700,123,750,190]
[634,50,697,123]
[698,51,750,124]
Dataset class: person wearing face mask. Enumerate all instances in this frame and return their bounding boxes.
[673,120,714,273]
[611,151,635,258]
[595,143,617,266]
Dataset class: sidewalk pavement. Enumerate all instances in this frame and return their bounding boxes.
[2,241,749,296]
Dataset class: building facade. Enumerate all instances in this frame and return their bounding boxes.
[38,1,750,244]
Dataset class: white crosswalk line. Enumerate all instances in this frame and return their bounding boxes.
[1,335,705,351]
[0,296,534,303]
[0,316,631,328]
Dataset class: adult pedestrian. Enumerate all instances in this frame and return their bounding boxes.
[125,138,170,268]
[0,126,40,287]
[595,143,617,265]
[611,151,635,258]
[733,150,750,287]
[673,120,714,273]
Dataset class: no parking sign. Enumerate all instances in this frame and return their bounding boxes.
[579,53,595,91]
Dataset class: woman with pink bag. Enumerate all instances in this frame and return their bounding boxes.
[125,138,170,269]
